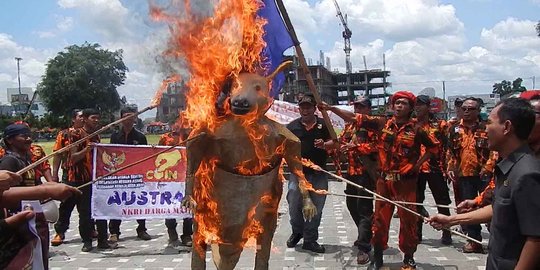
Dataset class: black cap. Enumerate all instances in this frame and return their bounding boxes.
[352,96,371,107]
[416,95,431,105]
[298,94,316,106]
[4,124,31,138]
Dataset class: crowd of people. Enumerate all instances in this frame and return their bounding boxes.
[288,91,540,270]
[0,107,194,267]
[0,91,538,269]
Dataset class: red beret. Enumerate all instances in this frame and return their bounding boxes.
[391,91,416,106]
[520,90,540,100]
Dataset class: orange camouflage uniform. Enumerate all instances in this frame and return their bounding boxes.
[64,128,100,183]
[474,151,499,206]
[419,119,448,173]
[354,114,439,255]
[446,119,491,177]
[339,123,378,176]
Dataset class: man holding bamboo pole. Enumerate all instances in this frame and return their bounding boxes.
[337,96,378,264]
[319,91,439,270]
[51,108,112,252]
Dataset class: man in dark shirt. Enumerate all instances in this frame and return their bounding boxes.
[285,93,334,253]
[429,98,540,269]
[108,107,152,242]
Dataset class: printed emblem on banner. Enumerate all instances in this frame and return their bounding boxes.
[147,149,183,180]
[102,151,126,172]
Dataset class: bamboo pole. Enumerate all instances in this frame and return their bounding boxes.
[326,192,457,210]
[275,0,337,140]
[17,105,157,176]
[301,159,483,245]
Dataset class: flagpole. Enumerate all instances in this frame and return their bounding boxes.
[275,0,337,140]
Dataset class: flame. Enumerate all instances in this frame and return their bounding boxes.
[192,157,221,251]
[151,74,181,107]
[151,0,284,258]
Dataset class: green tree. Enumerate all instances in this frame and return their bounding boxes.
[511,77,527,92]
[492,80,512,96]
[39,42,128,118]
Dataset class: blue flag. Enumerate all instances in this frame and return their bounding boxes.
[258,0,294,99]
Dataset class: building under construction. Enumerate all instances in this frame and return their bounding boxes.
[280,55,391,107]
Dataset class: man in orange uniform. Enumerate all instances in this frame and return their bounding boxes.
[458,93,540,213]
[159,122,193,247]
[320,91,439,270]
[52,109,113,252]
[52,109,83,183]
[338,96,378,264]
[413,95,452,245]
[446,97,492,253]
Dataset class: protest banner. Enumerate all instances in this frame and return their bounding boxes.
[91,144,191,220]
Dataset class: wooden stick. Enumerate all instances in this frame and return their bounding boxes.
[326,192,457,210]
[17,105,157,176]
[275,0,337,140]
[301,159,483,245]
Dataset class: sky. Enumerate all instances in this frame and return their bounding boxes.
[0,0,539,119]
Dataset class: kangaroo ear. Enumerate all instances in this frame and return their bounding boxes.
[266,60,293,82]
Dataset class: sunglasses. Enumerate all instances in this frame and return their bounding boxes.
[462,107,478,112]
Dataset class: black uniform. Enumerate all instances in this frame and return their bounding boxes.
[488,145,540,269]
[108,127,148,236]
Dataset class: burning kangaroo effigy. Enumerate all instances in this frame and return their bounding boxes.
[150,1,318,269]
[184,65,318,270]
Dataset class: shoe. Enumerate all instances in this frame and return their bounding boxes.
[180,235,193,247]
[401,255,417,270]
[108,234,119,243]
[91,230,98,239]
[168,229,179,242]
[462,241,484,253]
[51,233,64,246]
[97,240,118,250]
[357,250,370,265]
[302,241,325,253]
[81,242,93,252]
[137,231,152,241]
[371,248,383,270]
[286,233,303,248]
[441,231,452,245]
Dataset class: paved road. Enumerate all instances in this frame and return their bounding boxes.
[49,180,488,269]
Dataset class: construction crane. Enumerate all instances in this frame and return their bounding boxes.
[332,0,353,101]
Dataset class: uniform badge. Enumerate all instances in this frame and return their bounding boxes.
[317,124,323,129]
[503,179,509,187]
